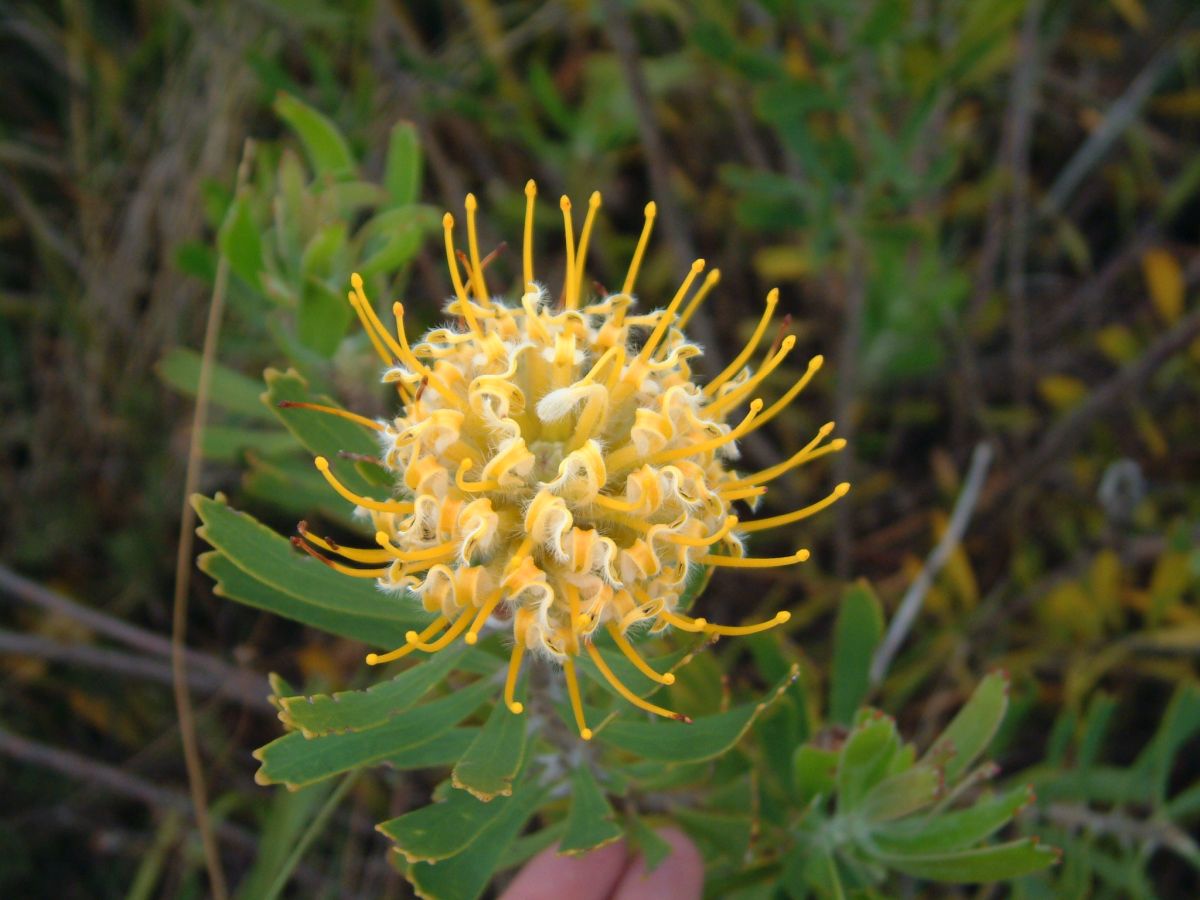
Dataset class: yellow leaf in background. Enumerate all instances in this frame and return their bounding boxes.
[1132,406,1168,459]
[1039,581,1102,642]
[783,37,811,79]
[68,690,113,734]
[1141,248,1184,324]
[1079,107,1104,132]
[931,509,979,610]
[1054,217,1093,271]
[1089,549,1123,628]
[1109,0,1148,30]
[297,643,341,683]
[930,448,958,496]
[1095,323,1140,364]
[1151,90,1200,118]
[1038,374,1087,410]
[754,245,810,281]
[1149,552,1191,623]
[1069,30,1122,60]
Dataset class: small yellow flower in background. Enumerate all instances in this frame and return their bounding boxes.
[291,182,848,739]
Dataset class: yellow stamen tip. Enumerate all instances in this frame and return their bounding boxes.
[508,701,524,714]
[589,191,601,207]
[365,653,380,665]
[580,728,593,741]
[691,259,706,273]
[781,335,797,350]
[405,630,420,644]
[560,195,571,211]
[465,193,477,210]
[810,354,825,370]
[829,439,848,451]
[465,632,478,645]
[796,549,811,562]
[351,272,364,290]
[644,201,656,217]
[314,456,330,472]
[776,611,791,624]
[749,398,764,411]
[524,180,536,196]
[662,672,676,685]
[443,212,454,227]
[835,482,852,497]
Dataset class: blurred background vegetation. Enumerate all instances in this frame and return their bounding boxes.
[3,0,1200,896]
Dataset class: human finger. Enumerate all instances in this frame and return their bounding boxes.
[612,828,703,900]
[499,839,629,900]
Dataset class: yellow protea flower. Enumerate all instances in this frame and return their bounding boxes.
[292,183,848,739]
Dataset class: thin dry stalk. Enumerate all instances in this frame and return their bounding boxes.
[169,139,255,900]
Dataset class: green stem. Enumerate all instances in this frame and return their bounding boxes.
[260,771,361,900]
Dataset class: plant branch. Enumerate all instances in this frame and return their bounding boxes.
[1040,29,1190,217]
[871,442,994,686]
[0,628,271,711]
[168,139,255,900]
[1013,305,1200,485]
[0,563,264,699]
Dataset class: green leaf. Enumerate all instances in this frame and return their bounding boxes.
[264,367,388,494]
[1136,683,1200,802]
[577,638,688,703]
[298,278,354,356]
[875,839,1059,882]
[859,764,942,822]
[274,92,357,180]
[379,783,512,864]
[156,348,274,421]
[193,495,423,630]
[201,426,295,462]
[384,121,422,206]
[501,822,567,874]
[829,582,884,726]
[300,222,347,277]
[923,671,1009,783]
[836,716,900,814]
[627,815,673,874]
[235,782,334,900]
[242,453,358,528]
[254,676,495,788]
[219,197,264,291]
[199,551,410,648]
[598,665,798,763]
[387,728,479,770]
[358,224,425,279]
[407,784,546,900]
[452,687,528,801]
[278,645,472,736]
[559,765,623,855]
[794,745,838,806]
[871,786,1033,855]
[674,807,753,864]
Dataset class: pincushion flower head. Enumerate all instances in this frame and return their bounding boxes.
[290,182,848,739]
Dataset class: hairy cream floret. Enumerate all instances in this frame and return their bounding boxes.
[294,183,849,738]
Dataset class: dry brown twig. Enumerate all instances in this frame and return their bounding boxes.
[871,442,995,686]
[0,563,264,701]
[168,139,256,900]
